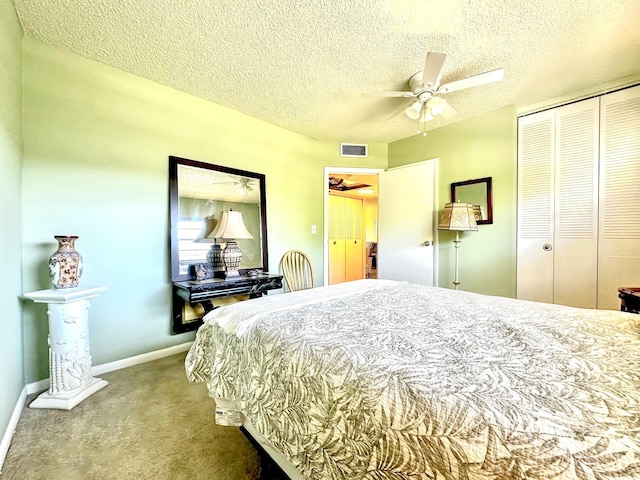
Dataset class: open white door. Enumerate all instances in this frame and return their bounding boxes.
[378,159,438,286]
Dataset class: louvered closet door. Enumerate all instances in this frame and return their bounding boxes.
[598,85,640,310]
[344,196,364,281]
[553,99,599,308]
[328,195,346,284]
[517,98,599,307]
[517,110,555,303]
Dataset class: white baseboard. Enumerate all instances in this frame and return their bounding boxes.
[0,386,27,474]
[3,341,194,472]
[25,341,194,395]
[26,378,49,396]
[92,341,193,376]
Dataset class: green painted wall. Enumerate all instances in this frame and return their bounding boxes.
[0,0,24,449]
[21,39,387,383]
[388,106,517,297]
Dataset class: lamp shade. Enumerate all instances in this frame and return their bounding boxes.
[209,210,253,240]
[427,96,446,116]
[472,204,485,222]
[419,109,434,123]
[405,101,422,120]
[194,216,218,243]
[438,202,478,231]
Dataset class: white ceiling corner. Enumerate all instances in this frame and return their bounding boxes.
[13,0,640,144]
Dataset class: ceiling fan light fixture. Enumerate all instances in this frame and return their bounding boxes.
[365,51,504,135]
[419,110,434,123]
[405,101,422,120]
[427,96,446,116]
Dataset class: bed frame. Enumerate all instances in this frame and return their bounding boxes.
[240,427,291,480]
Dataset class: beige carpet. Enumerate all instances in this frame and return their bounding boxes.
[1,352,263,480]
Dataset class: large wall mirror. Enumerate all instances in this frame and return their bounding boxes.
[451,177,493,225]
[169,156,268,281]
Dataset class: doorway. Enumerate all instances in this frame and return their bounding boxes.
[324,168,383,285]
[323,160,439,287]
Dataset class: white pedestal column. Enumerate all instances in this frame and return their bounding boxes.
[24,286,108,410]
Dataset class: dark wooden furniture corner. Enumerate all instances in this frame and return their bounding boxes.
[618,287,640,314]
[172,274,283,334]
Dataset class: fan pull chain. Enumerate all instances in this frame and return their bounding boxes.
[417,104,428,137]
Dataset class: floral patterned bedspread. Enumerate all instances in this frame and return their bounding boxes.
[185,279,640,479]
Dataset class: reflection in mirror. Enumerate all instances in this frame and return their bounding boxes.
[169,156,268,281]
[451,177,493,225]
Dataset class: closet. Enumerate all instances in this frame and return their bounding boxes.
[328,194,364,284]
[517,85,640,310]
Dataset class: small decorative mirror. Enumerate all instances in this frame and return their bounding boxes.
[169,156,268,281]
[451,177,493,225]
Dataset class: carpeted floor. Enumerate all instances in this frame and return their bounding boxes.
[1,352,264,479]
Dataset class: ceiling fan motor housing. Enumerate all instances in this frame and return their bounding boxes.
[409,71,436,96]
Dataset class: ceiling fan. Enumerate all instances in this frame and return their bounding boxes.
[365,52,504,134]
[211,176,258,199]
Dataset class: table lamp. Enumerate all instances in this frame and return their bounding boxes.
[209,210,253,277]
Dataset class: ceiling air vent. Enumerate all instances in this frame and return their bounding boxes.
[340,143,368,158]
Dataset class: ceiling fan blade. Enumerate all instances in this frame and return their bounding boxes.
[437,68,504,94]
[422,52,447,88]
[382,103,411,122]
[363,91,416,98]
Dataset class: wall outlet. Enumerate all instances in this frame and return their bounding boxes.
[311,225,317,234]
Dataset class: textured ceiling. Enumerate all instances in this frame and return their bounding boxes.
[13,0,640,144]
[178,164,261,204]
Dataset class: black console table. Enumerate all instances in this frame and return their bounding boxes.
[172,274,283,334]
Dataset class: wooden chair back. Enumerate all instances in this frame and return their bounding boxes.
[280,250,314,292]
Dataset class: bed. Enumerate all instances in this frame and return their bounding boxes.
[185,279,640,479]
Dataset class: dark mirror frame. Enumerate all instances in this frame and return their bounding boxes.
[451,177,493,225]
[169,156,269,281]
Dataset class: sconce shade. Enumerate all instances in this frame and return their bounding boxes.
[438,202,478,231]
[209,210,253,240]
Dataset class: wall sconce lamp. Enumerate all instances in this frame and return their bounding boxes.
[437,202,478,290]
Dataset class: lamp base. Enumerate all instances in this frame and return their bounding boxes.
[453,232,461,290]
[222,240,242,277]
[207,243,225,273]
